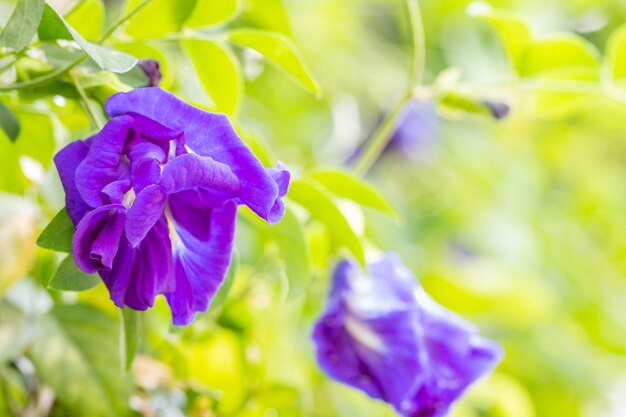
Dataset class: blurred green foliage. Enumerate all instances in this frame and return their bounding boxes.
[2,0,626,416]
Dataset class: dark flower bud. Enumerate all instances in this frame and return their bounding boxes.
[138,59,162,87]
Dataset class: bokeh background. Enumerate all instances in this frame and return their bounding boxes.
[2,0,626,416]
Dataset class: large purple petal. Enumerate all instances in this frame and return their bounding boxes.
[159,150,240,195]
[313,254,503,417]
[105,88,280,220]
[75,116,134,207]
[72,204,126,274]
[165,200,237,325]
[54,140,91,224]
[100,215,173,310]
[168,189,231,241]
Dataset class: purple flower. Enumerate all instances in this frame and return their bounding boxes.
[388,100,439,160]
[54,87,289,325]
[312,254,503,417]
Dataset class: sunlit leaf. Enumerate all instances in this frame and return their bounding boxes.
[519,36,600,81]
[184,0,241,28]
[272,207,311,298]
[288,179,364,264]
[227,29,320,95]
[604,23,626,88]
[310,170,401,220]
[0,103,20,142]
[182,39,242,116]
[240,0,291,35]
[38,4,137,73]
[48,255,100,292]
[37,208,74,253]
[0,0,45,52]
[123,0,196,39]
[112,41,173,88]
[28,304,131,416]
[66,0,105,41]
[480,13,531,74]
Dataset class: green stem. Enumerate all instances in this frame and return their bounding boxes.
[353,0,425,176]
[0,0,153,92]
[71,71,104,129]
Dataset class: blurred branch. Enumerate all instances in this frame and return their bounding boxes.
[354,0,425,176]
[70,71,104,129]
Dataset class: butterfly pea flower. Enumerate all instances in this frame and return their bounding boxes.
[313,254,503,417]
[54,87,289,325]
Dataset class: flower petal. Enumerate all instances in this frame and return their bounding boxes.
[266,163,290,224]
[165,200,237,325]
[100,215,173,310]
[54,140,91,224]
[125,184,166,247]
[160,153,240,195]
[75,116,134,207]
[168,189,231,241]
[105,88,280,220]
[72,204,126,274]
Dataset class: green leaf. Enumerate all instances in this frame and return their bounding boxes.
[38,4,137,73]
[112,41,173,88]
[288,179,364,264]
[210,250,238,311]
[480,13,531,73]
[272,207,311,298]
[119,309,138,371]
[0,0,45,52]
[227,29,320,95]
[604,24,626,87]
[519,36,600,81]
[66,0,105,41]
[37,208,74,252]
[28,304,131,416]
[310,170,401,220]
[48,255,100,292]
[123,0,196,39]
[0,103,20,142]
[185,0,241,28]
[182,39,242,116]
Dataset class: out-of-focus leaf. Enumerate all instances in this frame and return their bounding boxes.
[272,207,311,298]
[66,0,104,41]
[519,36,600,81]
[288,179,364,264]
[604,24,626,89]
[48,255,100,291]
[227,29,320,95]
[438,92,493,117]
[37,208,73,253]
[38,4,137,73]
[0,0,45,52]
[40,42,84,67]
[481,13,531,73]
[123,0,196,39]
[120,309,138,371]
[0,103,20,142]
[182,39,242,116]
[210,250,238,311]
[310,170,401,220]
[0,301,32,362]
[184,0,241,28]
[0,112,53,193]
[28,304,131,416]
[241,0,291,35]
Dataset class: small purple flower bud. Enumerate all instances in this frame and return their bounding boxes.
[483,100,510,120]
[138,59,162,87]
[313,254,503,417]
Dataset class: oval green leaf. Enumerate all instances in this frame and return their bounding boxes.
[0,0,45,52]
[185,0,241,28]
[48,255,100,292]
[37,207,74,253]
[182,39,242,116]
[227,29,320,95]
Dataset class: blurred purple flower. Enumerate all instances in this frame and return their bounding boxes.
[482,100,510,120]
[138,59,162,87]
[55,87,289,325]
[313,253,503,417]
[388,100,439,160]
